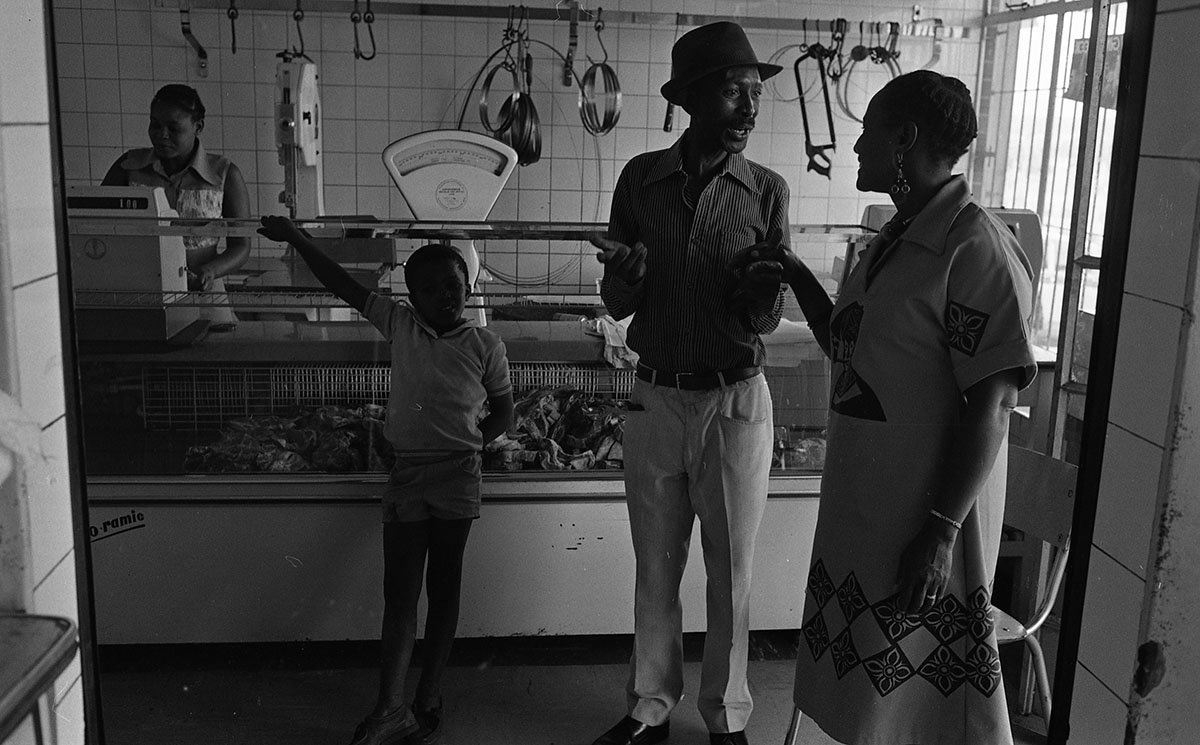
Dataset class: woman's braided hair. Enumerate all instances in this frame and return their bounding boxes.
[152,84,207,123]
[876,70,977,166]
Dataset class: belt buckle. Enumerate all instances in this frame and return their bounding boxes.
[674,372,690,389]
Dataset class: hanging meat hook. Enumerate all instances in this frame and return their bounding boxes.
[352,0,377,61]
[179,2,209,78]
[563,0,579,86]
[276,1,313,62]
[824,18,849,80]
[227,0,238,54]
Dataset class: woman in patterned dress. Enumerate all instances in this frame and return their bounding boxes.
[102,84,250,313]
[738,71,1038,744]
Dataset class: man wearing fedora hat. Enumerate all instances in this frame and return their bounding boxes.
[589,21,789,745]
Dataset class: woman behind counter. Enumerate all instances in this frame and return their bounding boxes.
[739,70,1037,744]
[102,84,251,299]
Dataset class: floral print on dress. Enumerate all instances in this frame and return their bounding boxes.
[917,644,970,697]
[863,645,916,696]
[177,186,225,253]
[801,562,1004,698]
[945,301,991,356]
[829,303,887,421]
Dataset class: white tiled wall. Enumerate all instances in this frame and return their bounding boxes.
[48,0,980,289]
[1073,2,1200,742]
[0,1,85,743]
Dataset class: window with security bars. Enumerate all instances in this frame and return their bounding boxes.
[971,1,1126,349]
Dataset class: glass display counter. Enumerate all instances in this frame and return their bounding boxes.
[69,214,866,644]
[72,217,861,480]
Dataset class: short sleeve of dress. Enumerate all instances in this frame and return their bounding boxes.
[945,216,1038,393]
[482,336,512,398]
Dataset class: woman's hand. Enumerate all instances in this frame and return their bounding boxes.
[257,215,307,246]
[895,518,959,615]
[726,228,788,314]
[591,234,647,285]
[729,228,801,285]
[189,264,217,291]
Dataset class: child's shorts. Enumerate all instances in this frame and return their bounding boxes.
[383,452,482,522]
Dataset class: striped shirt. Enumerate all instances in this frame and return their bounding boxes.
[600,135,789,371]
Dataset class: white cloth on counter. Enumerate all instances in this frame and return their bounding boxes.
[595,314,639,369]
[762,318,826,367]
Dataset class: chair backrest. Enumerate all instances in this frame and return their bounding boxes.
[1005,445,1078,549]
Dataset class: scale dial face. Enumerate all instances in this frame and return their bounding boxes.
[383,131,518,220]
[391,139,508,177]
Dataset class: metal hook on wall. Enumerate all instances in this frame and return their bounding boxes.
[179,1,209,78]
[352,0,377,61]
[588,8,610,66]
[227,0,239,55]
[562,0,579,86]
[277,0,312,63]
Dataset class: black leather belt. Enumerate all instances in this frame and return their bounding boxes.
[635,364,761,391]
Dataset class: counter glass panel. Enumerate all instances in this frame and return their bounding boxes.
[71,216,867,479]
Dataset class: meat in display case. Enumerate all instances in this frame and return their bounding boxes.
[80,358,829,476]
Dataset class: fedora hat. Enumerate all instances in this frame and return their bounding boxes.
[660,22,782,106]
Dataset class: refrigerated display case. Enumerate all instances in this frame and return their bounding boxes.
[70,214,864,644]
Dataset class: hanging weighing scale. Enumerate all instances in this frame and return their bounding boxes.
[382,130,519,325]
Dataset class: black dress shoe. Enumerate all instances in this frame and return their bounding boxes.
[708,731,748,745]
[591,715,670,745]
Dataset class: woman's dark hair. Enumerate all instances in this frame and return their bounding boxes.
[876,70,977,165]
[152,84,206,122]
[404,244,470,287]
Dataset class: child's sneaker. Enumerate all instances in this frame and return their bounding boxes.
[406,699,443,745]
[348,705,419,745]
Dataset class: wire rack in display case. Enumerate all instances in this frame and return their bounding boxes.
[140,365,390,430]
[141,362,638,430]
[140,361,825,431]
[508,362,635,399]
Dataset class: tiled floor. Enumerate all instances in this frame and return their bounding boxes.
[97,634,1047,745]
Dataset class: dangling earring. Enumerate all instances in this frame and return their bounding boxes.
[890,152,911,200]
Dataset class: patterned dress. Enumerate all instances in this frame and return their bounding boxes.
[793,176,1038,745]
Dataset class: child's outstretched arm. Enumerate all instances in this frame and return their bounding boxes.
[258,215,370,313]
[479,392,515,447]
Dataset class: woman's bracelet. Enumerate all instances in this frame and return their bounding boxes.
[930,508,963,531]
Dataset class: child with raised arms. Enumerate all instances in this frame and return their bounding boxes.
[259,216,514,745]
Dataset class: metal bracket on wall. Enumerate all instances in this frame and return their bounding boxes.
[180,1,210,77]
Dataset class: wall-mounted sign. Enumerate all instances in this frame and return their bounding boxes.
[1065,35,1123,109]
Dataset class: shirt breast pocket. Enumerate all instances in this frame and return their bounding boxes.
[705,226,762,267]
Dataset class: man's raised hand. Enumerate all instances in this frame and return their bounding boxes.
[591,234,647,285]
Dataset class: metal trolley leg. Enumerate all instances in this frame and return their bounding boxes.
[783,705,803,745]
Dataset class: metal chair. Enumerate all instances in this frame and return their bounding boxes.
[993,445,1078,725]
[781,445,1077,743]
